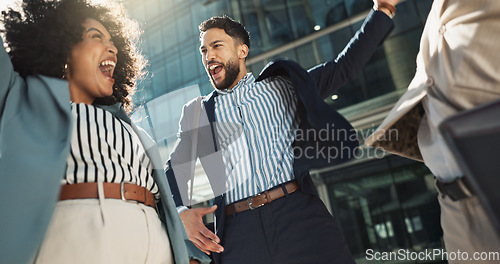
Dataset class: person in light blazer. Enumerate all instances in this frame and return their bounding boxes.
[0,0,209,263]
[366,0,500,262]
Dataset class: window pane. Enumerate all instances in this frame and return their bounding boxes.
[240,0,293,55]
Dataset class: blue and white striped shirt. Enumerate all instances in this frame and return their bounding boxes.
[214,73,299,204]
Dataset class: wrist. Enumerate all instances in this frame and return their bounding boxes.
[374,2,396,18]
[177,205,189,214]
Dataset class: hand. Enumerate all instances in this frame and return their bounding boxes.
[374,0,400,7]
[189,260,200,264]
[180,205,224,255]
[373,0,400,17]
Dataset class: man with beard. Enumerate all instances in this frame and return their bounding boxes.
[166,1,399,263]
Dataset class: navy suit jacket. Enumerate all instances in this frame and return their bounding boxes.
[166,9,394,263]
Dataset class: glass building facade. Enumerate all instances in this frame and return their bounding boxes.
[125,0,444,262]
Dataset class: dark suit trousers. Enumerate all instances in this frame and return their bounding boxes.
[219,190,355,264]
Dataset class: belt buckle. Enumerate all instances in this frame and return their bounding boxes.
[247,195,264,210]
[120,182,138,204]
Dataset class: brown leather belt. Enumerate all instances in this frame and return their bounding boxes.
[59,182,156,209]
[226,181,299,215]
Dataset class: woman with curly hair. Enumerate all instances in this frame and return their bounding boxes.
[0,0,209,263]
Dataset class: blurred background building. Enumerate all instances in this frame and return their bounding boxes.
[125,0,444,262]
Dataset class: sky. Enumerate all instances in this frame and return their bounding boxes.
[0,0,18,13]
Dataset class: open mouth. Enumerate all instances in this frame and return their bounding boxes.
[99,59,116,82]
[208,63,223,79]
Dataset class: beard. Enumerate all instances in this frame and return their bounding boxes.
[210,57,240,90]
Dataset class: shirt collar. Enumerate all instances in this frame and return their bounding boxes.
[216,73,254,95]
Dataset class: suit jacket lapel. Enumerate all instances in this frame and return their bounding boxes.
[203,91,218,123]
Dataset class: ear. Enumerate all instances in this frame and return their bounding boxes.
[64,58,71,79]
[238,44,249,59]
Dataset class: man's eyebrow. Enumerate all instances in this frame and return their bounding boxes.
[200,40,224,50]
[209,40,223,46]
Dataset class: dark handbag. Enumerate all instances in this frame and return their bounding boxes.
[439,98,500,234]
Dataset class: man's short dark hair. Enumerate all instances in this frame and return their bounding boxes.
[199,15,250,48]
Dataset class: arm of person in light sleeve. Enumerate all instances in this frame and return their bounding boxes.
[0,35,73,264]
[308,0,399,99]
[165,99,224,255]
[0,36,20,113]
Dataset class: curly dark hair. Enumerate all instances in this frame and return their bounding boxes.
[1,0,146,112]
[199,15,250,49]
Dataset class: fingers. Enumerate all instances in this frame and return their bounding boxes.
[180,206,224,254]
[191,231,223,254]
[195,225,223,252]
[375,0,400,7]
[192,239,211,255]
[199,224,219,243]
[194,232,224,254]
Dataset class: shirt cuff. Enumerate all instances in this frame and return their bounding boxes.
[177,205,189,214]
